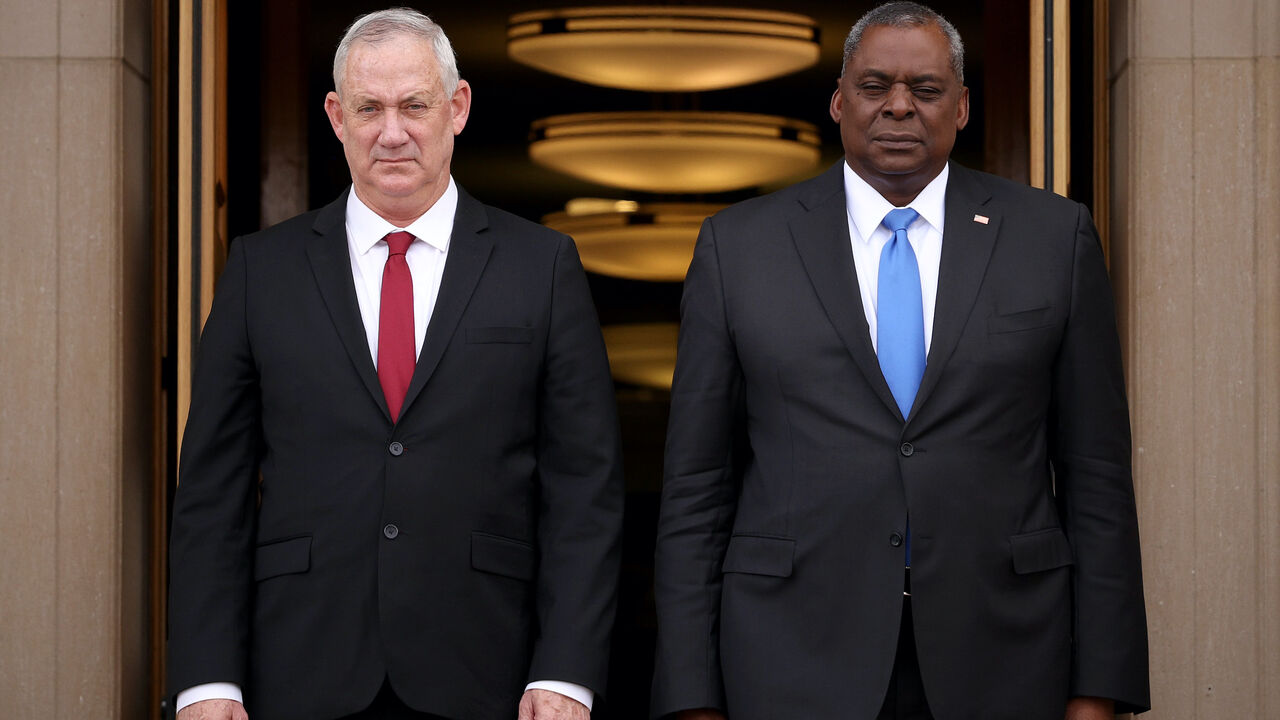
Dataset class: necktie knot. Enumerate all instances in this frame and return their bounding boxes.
[882,208,919,234]
[386,231,414,257]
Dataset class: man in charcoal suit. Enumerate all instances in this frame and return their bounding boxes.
[169,8,623,720]
[651,3,1149,719]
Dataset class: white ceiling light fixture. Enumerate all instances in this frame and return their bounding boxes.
[508,6,820,92]
[530,111,821,193]
[600,322,680,390]
[544,200,723,282]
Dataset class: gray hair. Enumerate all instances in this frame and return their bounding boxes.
[841,1,965,84]
[333,7,460,97]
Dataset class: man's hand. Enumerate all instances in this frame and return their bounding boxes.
[177,699,248,720]
[1065,697,1115,720]
[517,689,590,720]
[675,710,727,720]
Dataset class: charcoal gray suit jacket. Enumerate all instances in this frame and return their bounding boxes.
[169,186,624,720]
[652,162,1149,719]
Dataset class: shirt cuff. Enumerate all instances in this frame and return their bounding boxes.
[524,680,594,711]
[176,682,243,715]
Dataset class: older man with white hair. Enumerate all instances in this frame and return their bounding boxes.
[168,8,623,720]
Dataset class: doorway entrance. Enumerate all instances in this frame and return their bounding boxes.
[153,2,1105,717]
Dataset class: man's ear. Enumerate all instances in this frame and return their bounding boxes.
[324,91,345,141]
[955,85,970,131]
[829,85,844,123]
[450,80,472,136]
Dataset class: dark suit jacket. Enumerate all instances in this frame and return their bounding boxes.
[168,187,624,720]
[652,163,1149,720]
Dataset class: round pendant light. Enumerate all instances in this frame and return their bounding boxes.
[530,111,821,193]
[544,199,723,281]
[508,7,820,92]
[601,322,680,390]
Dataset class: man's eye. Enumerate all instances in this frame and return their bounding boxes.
[357,106,377,114]
[860,85,888,95]
[913,87,942,98]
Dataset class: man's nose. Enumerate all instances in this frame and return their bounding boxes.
[379,110,410,144]
[882,83,915,118]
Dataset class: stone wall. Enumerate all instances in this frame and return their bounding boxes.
[0,0,155,716]
[1109,0,1280,716]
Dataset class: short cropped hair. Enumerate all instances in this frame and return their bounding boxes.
[841,1,965,84]
[333,7,460,97]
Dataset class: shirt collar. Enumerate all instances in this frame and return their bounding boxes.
[842,161,949,243]
[345,177,459,255]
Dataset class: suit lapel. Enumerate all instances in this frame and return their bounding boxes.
[397,188,494,420]
[911,163,999,418]
[305,189,392,420]
[790,164,903,420]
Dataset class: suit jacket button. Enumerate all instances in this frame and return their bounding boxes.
[890,532,903,547]
[899,442,914,457]
[383,523,399,539]
[389,441,404,456]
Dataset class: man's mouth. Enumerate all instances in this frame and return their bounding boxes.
[873,134,921,150]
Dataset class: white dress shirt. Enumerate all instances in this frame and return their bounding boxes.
[177,179,592,713]
[841,161,949,355]
[345,178,455,364]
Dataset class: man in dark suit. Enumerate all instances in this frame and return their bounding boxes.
[168,9,623,720]
[651,3,1149,719]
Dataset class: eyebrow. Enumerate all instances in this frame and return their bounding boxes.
[350,91,435,106]
[858,69,945,84]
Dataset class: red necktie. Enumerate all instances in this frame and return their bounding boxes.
[378,231,415,422]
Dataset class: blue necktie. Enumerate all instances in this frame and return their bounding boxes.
[877,207,923,569]
[877,208,925,418]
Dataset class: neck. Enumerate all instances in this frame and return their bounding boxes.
[354,180,448,228]
[876,185,923,208]
[850,161,947,208]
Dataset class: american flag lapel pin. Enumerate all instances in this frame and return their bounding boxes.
[973,214,990,224]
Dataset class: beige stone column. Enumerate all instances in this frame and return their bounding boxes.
[0,0,155,717]
[1109,0,1280,716]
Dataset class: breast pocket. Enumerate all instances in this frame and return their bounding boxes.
[987,305,1053,334]
[465,326,534,344]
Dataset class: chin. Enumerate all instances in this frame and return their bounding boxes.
[371,178,427,198]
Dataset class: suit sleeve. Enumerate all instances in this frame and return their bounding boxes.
[167,238,262,697]
[527,235,625,698]
[651,219,745,717]
[1051,205,1150,713]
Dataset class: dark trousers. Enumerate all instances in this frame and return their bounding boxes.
[337,678,448,720]
[877,598,934,720]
